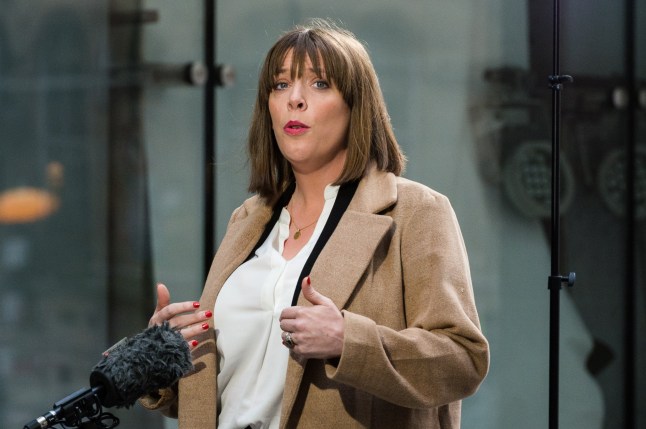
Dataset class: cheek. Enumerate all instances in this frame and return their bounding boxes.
[269,115,278,131]
[268,95,280,116]
[333,106,351,135]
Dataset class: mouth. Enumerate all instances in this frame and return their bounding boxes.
[284,120,310,135]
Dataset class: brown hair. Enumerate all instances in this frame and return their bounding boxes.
[247,19,406,202]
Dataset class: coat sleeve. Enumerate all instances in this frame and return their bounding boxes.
[138,385,179,418]
[325,190,489,408]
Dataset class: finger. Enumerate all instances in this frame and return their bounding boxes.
[176,320,212,340]
[282,331,296,349]
[279,319,297,333]
[150,300,207,327]
[301,276,334,307]
[281,331,289,342]
[155,283,171,312]
[279,307,298,324]
[168,310,213,332]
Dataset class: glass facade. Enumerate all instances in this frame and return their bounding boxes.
[0,1,643,428]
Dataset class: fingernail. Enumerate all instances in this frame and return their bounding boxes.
[190,340,199,347]
[307,276,311,285]
[193,302,200,308]
[202,323,209,330]
[205,311,213,318]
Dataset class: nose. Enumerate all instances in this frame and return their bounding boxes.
[287,82,307,111]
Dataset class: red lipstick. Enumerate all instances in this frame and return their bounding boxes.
[284,120,310,136]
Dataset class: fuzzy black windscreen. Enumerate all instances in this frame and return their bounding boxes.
[90,322,194,408]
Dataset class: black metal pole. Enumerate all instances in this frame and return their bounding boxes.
[547,0,574,428]
[623,0,636,427]
[548,0,562,425]
[203,0,216,279]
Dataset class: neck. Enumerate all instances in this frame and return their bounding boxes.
[290,151,346,208]
[291,177,328,209]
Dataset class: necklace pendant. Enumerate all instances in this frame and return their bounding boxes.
[294,229,302,240]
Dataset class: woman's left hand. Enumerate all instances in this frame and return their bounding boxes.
[279,277,344,360]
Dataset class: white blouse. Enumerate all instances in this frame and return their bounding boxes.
[214,185,339,429]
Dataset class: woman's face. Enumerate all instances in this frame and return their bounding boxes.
[269,50,351,177]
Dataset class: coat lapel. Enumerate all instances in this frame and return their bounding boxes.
[303,167,397,309]
[304,211,393,308]
[280,168,398,428]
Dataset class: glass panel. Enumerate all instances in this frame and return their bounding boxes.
[140,1,207,427]
[141,0,205,308]
[0,1,205,427]
[0,2,111,427]
[558,1,627,427]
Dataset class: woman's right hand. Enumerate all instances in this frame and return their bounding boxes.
[148,283,212,347]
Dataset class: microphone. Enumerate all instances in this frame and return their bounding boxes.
[24,322,193,429]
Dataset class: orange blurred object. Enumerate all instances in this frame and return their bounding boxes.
[0,187,60,224]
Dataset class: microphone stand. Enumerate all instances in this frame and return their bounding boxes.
[546,0,575,428]
[23,387,119,429]
[23,387,120,429]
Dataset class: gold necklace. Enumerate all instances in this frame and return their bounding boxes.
[288,201,318,240]
[291,217,317,240]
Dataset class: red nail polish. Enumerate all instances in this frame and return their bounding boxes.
[307,276,311,285]
[202,323,209,330]
[205,311,213,318]
[190,340,198,347]
[193,302,200,308]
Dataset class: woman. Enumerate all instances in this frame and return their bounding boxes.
[142,19,489,429]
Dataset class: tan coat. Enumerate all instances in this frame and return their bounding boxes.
[141,167,489,428]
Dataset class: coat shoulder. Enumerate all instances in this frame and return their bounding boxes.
[228,194,268,223]
[394,176,451,211]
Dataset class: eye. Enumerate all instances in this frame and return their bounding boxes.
[273,81,289,90]
[313,80,330,89]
